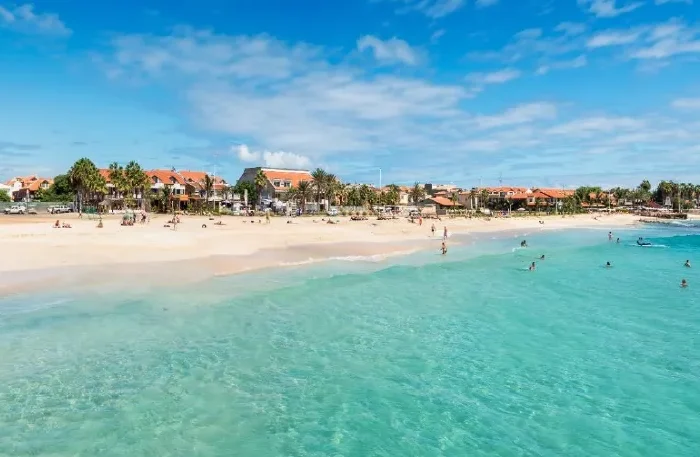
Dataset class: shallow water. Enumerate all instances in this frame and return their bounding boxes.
[1,226,699,456]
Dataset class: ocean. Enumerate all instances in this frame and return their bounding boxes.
[1,223,699,456]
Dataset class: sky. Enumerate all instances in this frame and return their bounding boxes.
[0,0,699,188]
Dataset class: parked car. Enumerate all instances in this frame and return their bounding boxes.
[27,207,37,215]
[48,205,71,214]
[4,205,25,215]
[327,207,339,216]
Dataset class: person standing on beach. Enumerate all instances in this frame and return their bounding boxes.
[431,224,435,237]
[443,226,448,241]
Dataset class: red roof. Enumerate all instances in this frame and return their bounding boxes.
[147,169,185,185]
[429,196,462,207]
[262,169,313,190]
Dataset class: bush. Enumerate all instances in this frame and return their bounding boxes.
[361,211,367,217]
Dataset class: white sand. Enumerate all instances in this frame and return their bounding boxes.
[0,212,638,276]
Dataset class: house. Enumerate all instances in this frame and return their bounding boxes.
[179,170,229,208]
[6,176,53,202]
[420,196,463,215]
[237,167,314,203]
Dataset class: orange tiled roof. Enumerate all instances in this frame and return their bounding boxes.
[429,196,461,207]
[147,169,185,185]
[262,169,313,190]
[21,177,53,192]
[98,169,112,182]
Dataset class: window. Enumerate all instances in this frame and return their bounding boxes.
[284,181,291,188]
[273,180,281,187]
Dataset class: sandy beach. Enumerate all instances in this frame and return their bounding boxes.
[0,212,639,296]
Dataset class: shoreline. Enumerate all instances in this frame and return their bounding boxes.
[0,213,640,298]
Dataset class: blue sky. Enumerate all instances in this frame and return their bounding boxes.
[1,0,699,188]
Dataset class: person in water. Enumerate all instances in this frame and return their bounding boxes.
[681,279,688,288]
[529,261,536,271]
[521,240,528,248]
[616,238,620,244]
[606,261,612,268]
[608,232,612,241]
[539,255,545,260]
[441,241,447,255]
[684,260,691,268]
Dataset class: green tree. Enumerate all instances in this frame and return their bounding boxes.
[409,182,425,204]
[234,181,257,206]
[385,184,400,205]
[203,174,214,212]
[124,161,150,209]
[68,158,104,211]
[288,180,312,212]
[0,191,11,202]
[311,168,328,210]
[254,169,268,207]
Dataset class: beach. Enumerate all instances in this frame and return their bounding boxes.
[1,219,698,456]
[0,212,638,295]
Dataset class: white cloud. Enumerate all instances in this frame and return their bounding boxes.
[587,30,642,48]
[655,0,692,4]
[475,103,557,129]
[546,116,645,136]
[578,0,644,18]
[466,68,521,84]
[0,3,71,36]
[234,144,311,169]
[630,21,700,59]
[430,29,445,44]
[671,98,700,109]
[384,0,466,18]
[236,144,259,162]
[357,35,420,65]
[536,55,587,74]
[555,22,588,36]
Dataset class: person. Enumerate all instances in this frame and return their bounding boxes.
[443,226,448,241]
[606,261,611,268]
[521,240,528,248]
[540,255,545,260]
[430,223,435,237]
[684,260,691,268]
[529,261,536,271]
[53,219,60,228]
[616,238,620,244]
[608,231,612,241]
[681,279,688,288]
[441,241,447,255]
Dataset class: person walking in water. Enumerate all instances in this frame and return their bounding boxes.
[608,232,613,241]
[431,223,435,237]
[529,261,536,271]
[441,241,447,255]
[443,226,448,241]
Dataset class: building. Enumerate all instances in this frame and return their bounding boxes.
[5,175,53,202]
[420,196,463,214]
[237,167,314,203]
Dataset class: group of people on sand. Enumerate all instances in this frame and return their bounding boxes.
[52,220,71,229]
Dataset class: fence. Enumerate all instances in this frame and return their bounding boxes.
[0,201,73,214]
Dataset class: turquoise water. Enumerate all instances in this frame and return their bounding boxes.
[1,225,699,456]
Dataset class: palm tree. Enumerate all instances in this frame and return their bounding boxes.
[161,186,173,214]
[325,174,339,209]
[409,182,425,204]
[68,158,102,211]
[254,169,268,208]
[291,180,313,212]
[311,168,327,211]
[203,174,214,212]
[479,189,490,211]
[359,184,373,209]
[385,184,400,206]
[124,161,149,209]
[468,189,477,211]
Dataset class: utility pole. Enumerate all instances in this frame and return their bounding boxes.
[379,168,382,190]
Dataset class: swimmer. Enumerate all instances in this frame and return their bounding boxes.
[616,238,620,244]
[539,255,545,260]
[441,241,447,255]
[529,261,536,271]
[684,260,691,268]
[681,279,688,288]
[521,240,528,248]
[606,261,612,268]
[608,231,612,241]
